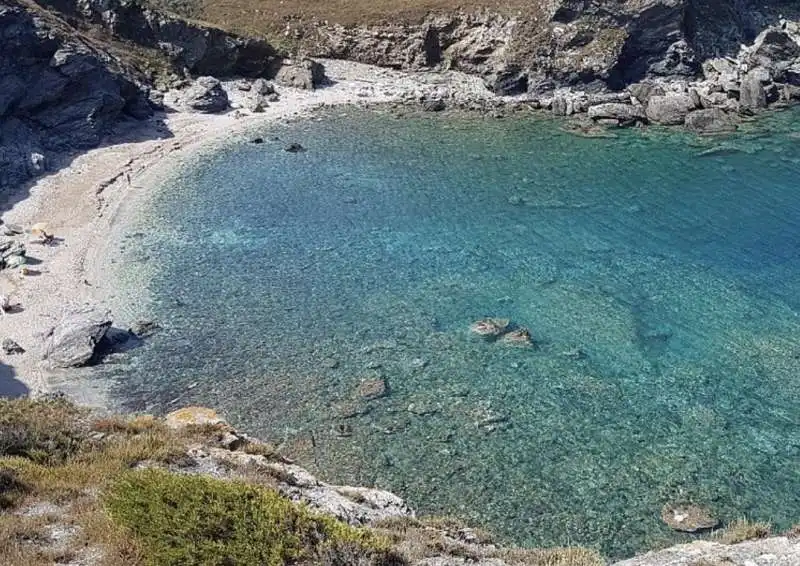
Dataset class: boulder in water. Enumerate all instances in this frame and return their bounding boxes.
[42,307,112,367]
[661,503,719,532]
[685,108,737,135]
[646,93,698,125]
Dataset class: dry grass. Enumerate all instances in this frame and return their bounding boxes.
[786,524,800,539]
[714,518,772,544]
[147,0,534,39]
[0,399,610,566]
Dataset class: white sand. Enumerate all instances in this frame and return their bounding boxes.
[0,60,505,405]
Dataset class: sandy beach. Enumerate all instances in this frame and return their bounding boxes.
[0,59,504,406]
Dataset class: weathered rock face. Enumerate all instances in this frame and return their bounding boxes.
[295,0,800,99]
[274,58,327,90]
[0,1,151,188]
[610,536,800,566]
[182,76,229,112]
[36,0,280,78]
[42,306,112,368]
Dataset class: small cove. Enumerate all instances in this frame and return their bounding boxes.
[104,108,800,558]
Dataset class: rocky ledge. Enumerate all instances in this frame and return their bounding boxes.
[163,407,800,566]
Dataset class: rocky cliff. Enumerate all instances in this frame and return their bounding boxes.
[0,0,282,191]
[0,0,152,187]
[295,0,800,93]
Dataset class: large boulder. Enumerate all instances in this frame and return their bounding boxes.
[183,76,229,113]
[587,102,647,125]
[684,108,737,134]
[274,59,327,90]
[748,27,800,71]
[646,93,698,125]
[0,3,151,188]
[43,307,112,368]
[739,68,769,111]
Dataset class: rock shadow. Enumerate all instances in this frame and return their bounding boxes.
[0,362,28,399]
[0,113,174,217]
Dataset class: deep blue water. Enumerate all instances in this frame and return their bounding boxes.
[109,109,800,558]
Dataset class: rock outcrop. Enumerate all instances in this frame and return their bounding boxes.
[182,76,229,112]
[42,306,112,367]
[36,0,280,78]
[0,0,151,188]
[611,536,800,566]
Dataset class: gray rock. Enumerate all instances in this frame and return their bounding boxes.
[646,94,698,125]
[128,319,161,338]
[183,77,229,113]
[628,82,665,105]
[422,99,446,112]
[2,338,24,355]
[749,28,800,71]
[740,69,768,111]
[610,536,800,566]
[40,0,279,78]
[685,108,737,134]
[587,103,646,125]
[189,446,414,525]
[42,307,112,368]
[0,240,25,259]
[551,96,567,116]
[274,59,326,90]
[251,78,275,95]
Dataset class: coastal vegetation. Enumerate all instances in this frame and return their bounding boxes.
[0,397,605,565]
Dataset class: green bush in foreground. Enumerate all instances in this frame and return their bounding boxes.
[104,468,402,566]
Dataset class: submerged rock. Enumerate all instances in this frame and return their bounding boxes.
[357,378,388,400]
[469,318,510,338]
[661,503,719,532]
[500,327,533,347]
[42,307,112,368]
[285,142,306,153]
[685,108,737,134]
[128,319,162,338]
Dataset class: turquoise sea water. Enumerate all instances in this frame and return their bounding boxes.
[109,109,800,558]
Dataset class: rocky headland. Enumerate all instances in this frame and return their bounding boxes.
[1,0,800,564]
[4,0,800,190]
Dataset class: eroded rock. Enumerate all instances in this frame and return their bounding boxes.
[42,307,111,368]
[685,108,737,134]
[661,503,718,532]
[274,59,326,90]
[183,77,229,113]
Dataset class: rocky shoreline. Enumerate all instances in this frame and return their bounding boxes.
[1,0,800,564]
[4,0,800,191]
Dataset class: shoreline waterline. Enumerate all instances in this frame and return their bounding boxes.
[1,62,799,560]
[102,107,800,557]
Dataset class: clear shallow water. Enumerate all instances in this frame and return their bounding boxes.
[109,109,800,558]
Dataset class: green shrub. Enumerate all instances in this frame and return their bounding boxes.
[104,469,401,566]
[0,398,87,465]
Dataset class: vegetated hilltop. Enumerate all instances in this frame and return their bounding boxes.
[149,0,800,92]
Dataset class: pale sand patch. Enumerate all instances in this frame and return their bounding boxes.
[0,60,504,406]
